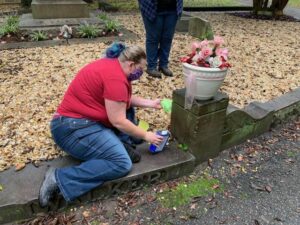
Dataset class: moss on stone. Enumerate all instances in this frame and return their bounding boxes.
[157,177,222,208]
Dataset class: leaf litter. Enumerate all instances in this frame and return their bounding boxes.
[0,13,299,171]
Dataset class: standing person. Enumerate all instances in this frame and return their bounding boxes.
[39,43,163,207]
[138,0,183,78]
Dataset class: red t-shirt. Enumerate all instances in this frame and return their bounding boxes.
[57,58,131,127]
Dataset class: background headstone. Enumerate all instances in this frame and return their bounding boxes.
[31,0,89,19]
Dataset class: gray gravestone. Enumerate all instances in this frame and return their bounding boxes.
[31,0,89,19]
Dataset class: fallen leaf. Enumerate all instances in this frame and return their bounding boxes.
[179,215,188,221]
[82,210,90,218]
[265,185,272,193]
[237,155,244,161]
[146,195,156,202]
[0,185,3,191]
[208,158,213,167]
[190,203,197,209]
[250,182,265,191]
[212,184,219,190]
[205,197,214,203]
[15,163,26,171]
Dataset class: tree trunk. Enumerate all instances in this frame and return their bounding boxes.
[270,0,289,16]
[252,0,289,16]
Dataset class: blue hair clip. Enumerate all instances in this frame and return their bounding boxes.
[106,42,126,58]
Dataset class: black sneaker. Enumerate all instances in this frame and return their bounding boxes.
[146,69,162,78]
[39,167,59,207]
[159,67,173,77]
[130,136,144,145]
[123,142,141,163]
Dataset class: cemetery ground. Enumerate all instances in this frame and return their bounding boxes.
[20,116,300,225]
[0,8,300,225]
[0,12,299,172]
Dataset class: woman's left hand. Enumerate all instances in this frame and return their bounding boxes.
[150,99,161,109]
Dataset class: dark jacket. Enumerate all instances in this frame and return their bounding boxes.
[138,0,183,21]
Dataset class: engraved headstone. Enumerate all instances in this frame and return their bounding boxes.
[31,0,89,19]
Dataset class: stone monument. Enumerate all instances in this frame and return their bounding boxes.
[171,89,229,164]
[31,0,89,19]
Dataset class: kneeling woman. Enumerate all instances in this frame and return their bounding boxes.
[39,43,163,207]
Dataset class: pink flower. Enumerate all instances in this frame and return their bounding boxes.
[180,35,230,69]
[214,36,224,46]
[192,53,204,63]
[191,41,201,52]
[215,48,229,60]
[200,40,209,48]
[201,47,213,59]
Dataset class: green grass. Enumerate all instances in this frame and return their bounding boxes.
[184,0,242,7]
[157,177,222,208]
[288,0,300,8]
[287,150,297,158]
[96,0,299,11]
[97,0,242,11]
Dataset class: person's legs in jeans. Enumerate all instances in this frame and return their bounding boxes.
[50,117,132,202]
[158,12,178,71]
[142,15,164,72]
[116,107,142,145]
[115,107,142,163]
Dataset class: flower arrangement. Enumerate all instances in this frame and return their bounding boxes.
[180,36,231,69]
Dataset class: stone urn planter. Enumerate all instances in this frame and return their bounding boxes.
[183,62,228,101]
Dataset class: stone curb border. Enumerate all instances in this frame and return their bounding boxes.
[0,28,138,51]
[221,87,300,150]
[0,143,195,224]
[171,87,300,164]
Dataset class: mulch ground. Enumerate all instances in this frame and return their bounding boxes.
[0,12,299,172]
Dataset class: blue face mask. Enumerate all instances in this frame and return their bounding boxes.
[128,69,143,82]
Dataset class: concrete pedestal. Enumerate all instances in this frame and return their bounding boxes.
[171,89,229,164]
[32,0,89,19]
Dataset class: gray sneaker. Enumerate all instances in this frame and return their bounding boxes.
[39,167,59,207]
[146,69,162,78]
[159,67,173,77]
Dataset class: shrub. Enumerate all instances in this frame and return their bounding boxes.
[97,12,109,21]
[0,16,20,37]
[6,16,19,26]
[104,19,119,32]
[30,31,48,41]
[77,23,99,38]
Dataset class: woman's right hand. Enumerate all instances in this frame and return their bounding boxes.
[144,131,163,146]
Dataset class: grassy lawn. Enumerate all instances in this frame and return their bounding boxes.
[98,0,299,11]
[99,0,243,11]
[184,0,242,7]
[288,0,300,8]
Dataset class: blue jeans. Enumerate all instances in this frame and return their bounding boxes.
[50,116,132,202]
[142,12,178,70]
